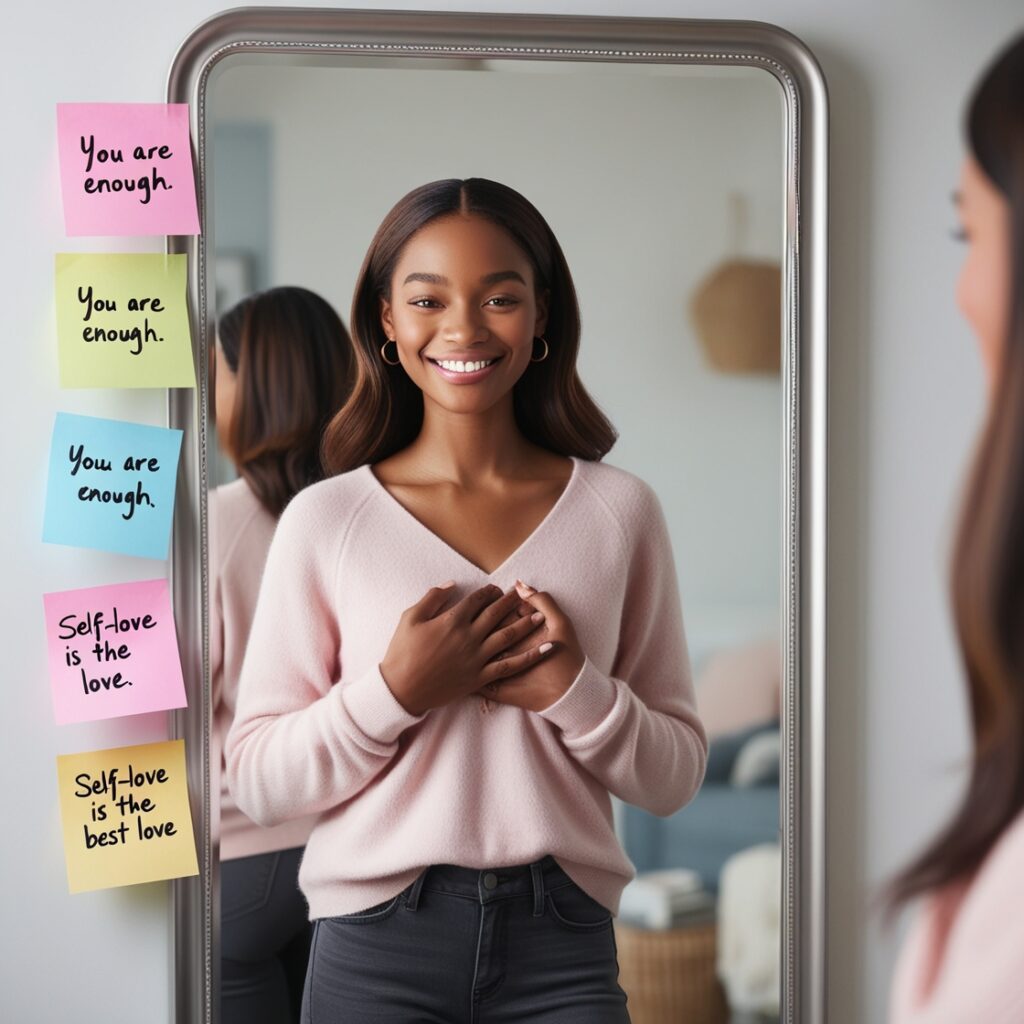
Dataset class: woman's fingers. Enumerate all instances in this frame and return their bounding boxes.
[407,580,457,622]
[479,607,546,661]
[514,583,561,623]
[496,600,536,627]
[493,602,532,631]
[472,587,529,633]
[479,639,556,685]
[447,583,507,623]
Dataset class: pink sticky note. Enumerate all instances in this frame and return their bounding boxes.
[56,103,200,236]
[43,578,187,725]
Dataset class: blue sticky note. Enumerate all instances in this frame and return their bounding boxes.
[43,412,183,560]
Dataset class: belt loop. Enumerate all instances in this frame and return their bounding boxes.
[404,868,429,912]
[530,861,545,917]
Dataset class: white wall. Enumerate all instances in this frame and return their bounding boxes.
[3,1,1021,1022]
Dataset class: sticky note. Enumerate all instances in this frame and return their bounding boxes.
[56,739,199,893]
[55,253,196,389]
[56,103,200,236]
[42,412,183,560]
[43,579,187,725]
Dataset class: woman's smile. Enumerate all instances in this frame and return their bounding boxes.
[426,354,504,383]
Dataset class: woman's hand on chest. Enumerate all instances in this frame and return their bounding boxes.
[378,582,556,716]
[475,580,587,714]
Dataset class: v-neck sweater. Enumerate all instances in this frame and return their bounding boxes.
[224,455,708,920]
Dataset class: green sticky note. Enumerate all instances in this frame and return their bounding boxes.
[55,253,196,389]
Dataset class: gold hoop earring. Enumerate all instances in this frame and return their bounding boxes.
[380,338,401,366]
[530,336,549,363]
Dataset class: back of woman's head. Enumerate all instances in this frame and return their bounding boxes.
[217,285,354,517]
[321,177,616,474]
[888,33,1024,912]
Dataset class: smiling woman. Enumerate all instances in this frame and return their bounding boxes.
[326,178,619,587]
[323,177,617,476]
[382,217,544,396]
[223,177,709,1021]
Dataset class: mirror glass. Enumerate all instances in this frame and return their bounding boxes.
[208,53,784,1023]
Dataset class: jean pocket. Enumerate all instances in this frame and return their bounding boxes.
[325,890,405,926]
[221,851,279,924]
[545,881,613,931]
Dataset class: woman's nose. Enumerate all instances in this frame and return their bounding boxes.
[440,303,487,345]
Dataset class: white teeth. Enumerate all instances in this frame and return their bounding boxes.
[436,358,495,373]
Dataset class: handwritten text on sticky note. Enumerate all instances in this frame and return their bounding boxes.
[43,579,186,725]
[43,412,183,560]
[56,740,199,893]
[56,103,200,236]
[55,253,195,389]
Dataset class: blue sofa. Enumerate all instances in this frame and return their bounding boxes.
[619,721,780,894]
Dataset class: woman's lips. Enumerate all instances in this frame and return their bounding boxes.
[427,356,502,384]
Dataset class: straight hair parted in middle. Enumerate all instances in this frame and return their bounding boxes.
[320,177,618,476]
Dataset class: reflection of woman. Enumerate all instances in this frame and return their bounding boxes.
[226,179,707,1021]
[888,36,1024,1022]
[210,286,353,1024]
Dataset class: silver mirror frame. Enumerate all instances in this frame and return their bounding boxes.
[167,9,828,1022]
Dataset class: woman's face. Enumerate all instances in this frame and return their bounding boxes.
[380,213,548,415]
[955,154,1012,388]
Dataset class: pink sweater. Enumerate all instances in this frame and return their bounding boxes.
[209,478,318,861]
[889,808,1024,1022]
[224,456,707,920]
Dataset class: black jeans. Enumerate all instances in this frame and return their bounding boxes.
[301,854,630,1023]
[222,846,312,1024]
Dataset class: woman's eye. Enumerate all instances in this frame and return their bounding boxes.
[486,296,518,307]
[410,297,442,308]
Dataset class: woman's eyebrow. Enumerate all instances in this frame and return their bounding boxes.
[403,272,448,286]
[402,270,527,286]
[481,270,527,285]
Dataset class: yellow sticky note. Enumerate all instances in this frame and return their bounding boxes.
[55,253,196,389]
[56,739,199,893]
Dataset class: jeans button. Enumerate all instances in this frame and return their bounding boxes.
[483,872,498,890]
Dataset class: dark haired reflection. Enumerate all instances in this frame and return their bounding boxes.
[209,286,354,1023]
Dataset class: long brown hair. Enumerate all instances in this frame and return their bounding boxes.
[217,285,354,516]
[320,178,617,475]
[888,33,1024,910]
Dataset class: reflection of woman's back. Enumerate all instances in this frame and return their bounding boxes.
[209,286,353,1024]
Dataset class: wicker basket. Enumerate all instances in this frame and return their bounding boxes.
[688,258,782,374]
[613,920,729,1024]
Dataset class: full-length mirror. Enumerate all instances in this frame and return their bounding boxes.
[169,12,827,1024]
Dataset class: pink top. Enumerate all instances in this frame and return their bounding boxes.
[225,456,707,920]
[889,808,1024,1023]
[209,478,319,861]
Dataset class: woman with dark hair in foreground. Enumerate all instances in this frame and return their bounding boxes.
[889,33,1024,1023]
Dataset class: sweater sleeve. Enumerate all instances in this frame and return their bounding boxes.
[224,487,429,827]
[537,481,707,817]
